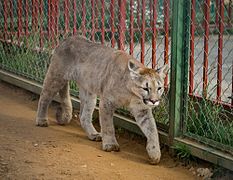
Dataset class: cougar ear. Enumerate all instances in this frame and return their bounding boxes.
[157,64,169,79]
[128,59,141,79]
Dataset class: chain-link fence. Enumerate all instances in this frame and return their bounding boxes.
[185,0,233,155]
[0,0,172,129]
[0,0,232,169]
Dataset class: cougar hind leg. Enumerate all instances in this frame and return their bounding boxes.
[79,87,101,141]
[56,82,73,125]
[36,68,66,127]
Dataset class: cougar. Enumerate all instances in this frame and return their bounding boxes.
[36,36,169,164]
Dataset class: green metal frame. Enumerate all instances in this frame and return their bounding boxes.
[168,0,233,171]
[169,0,190,143]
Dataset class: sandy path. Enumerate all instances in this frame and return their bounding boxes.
[0,81,196,180]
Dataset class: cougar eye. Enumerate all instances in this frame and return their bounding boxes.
[142,82,149,92]
[143,87,149,92]
[158,87,162,91]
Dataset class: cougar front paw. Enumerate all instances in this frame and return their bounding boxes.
[88,133,102,142]
[36,118,48,127]
[146,143,161,165]
[102,143,120,152]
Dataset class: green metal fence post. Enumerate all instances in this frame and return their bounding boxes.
[169,0,191,147]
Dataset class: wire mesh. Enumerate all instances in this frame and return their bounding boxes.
[185,0,233,154]
[0,0,172,129]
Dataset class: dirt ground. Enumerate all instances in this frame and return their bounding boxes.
[0,81,201,180]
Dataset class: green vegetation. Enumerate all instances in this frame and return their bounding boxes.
[173,143,196,164]
[1,41,232,151]
[186,97,233,148]
[0,42,49,82]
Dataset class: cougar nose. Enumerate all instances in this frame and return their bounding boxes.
[150,99,159,104]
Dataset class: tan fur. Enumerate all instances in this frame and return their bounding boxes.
[36,36,169,164]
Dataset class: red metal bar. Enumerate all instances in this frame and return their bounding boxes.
[95,0,99,29]
[3,0,8,40]
[164,0,169,88]
[24,0,29,46]
[35,0,39,32]
[73,0,77,35]
[17,0,23,44]
[149,0,153,27]
[32,0,35,31]
[203,0,210,98]
[137,0,140,28]
[10,0,14,40]
[48,0,51,40]
[189,0,196,95]
[82,0,86,36]
[64,0,69,34]
[215,0,219,28]
[217,0,224,102]
[110,0,115,47]
[91,0,95,40]
[152,0,157,68]
[129,0,134,55]
[228,0,232,27]
[32,0,39,32]
[118,0,126,50]
[55,0,59,44]
[141,0,146,64]
[39,0,43,48]
[51,0,56,47]
[101,0,105,44]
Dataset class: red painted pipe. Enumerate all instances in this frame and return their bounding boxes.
[141,0,145,64]
[110,0,115,47]
[51,0,56,47]
[35,0,39,32]
[137,0,140,28]
[39,0,43,48]
[228,0,232,27]
[17,0,23,45]
[217,0,224,102]
[73,0,77,35]
[118,0,126,50]
[91,0,95,41]
[10,0,14,41]
[55,0,59,44]
[189,0,196,95]
[101,0,105,44]
[3,0,8,40]
[130,0,134,55]
[203,0,210,98]
[48,0,51,40]
[82,0,86,36]
[215,0,219,28]
[64,0,69,34]
[164,0,169,88]
[152,0,157,68]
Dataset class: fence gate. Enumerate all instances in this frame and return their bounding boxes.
[0,0,232,170]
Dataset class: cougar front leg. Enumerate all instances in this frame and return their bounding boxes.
[99,99,119,152]
[79,88,101,141]
[131,107,161,164]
